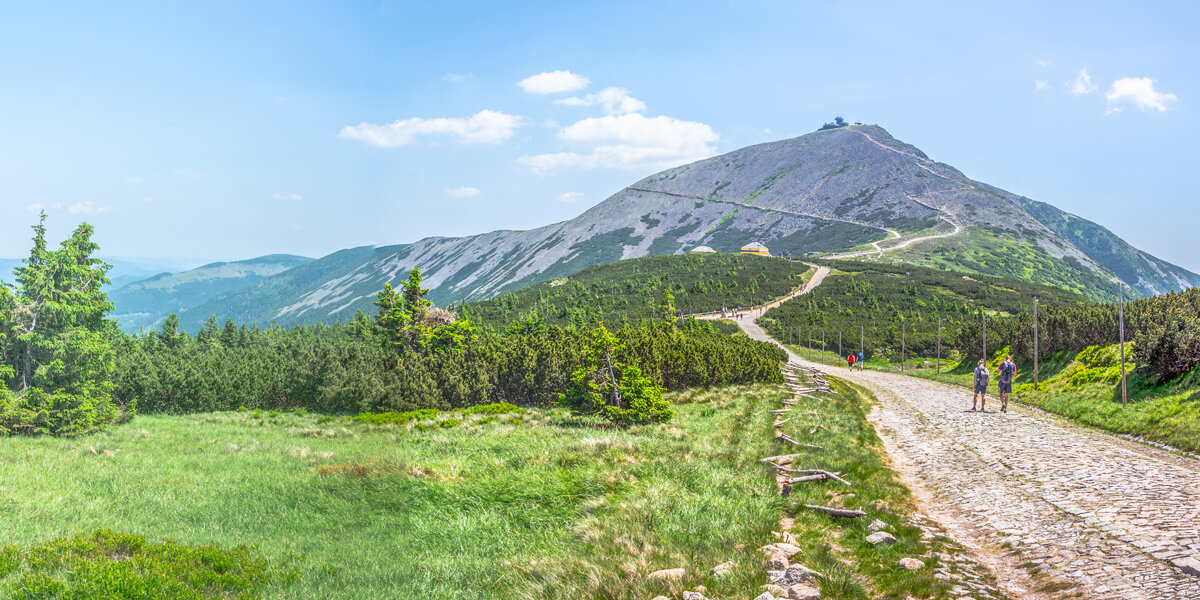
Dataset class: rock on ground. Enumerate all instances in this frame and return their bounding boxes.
[868,518,892,533]
[865,531,897,545]
[646,567,685,581]
[786,583,822,599]
[898,557,926,570]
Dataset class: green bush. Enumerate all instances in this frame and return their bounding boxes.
[1,530,284,599]
[561,366,672,427]
[0,384,132,437]
[353,409,438,425]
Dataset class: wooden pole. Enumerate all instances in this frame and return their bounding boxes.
[1033,297,1039,392]
[982,311,987,362]
[1119,283,1128,407]
[937,318,942,374]
[838,331,843,358]
[901,321,906,371]
[822,331,826,354]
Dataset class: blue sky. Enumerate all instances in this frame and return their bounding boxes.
[1,0,1197,272]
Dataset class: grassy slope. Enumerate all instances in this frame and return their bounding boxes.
[885,225,1121,302]
[1,380,987,599]
[2,388,784,599]
[466,253,813,328]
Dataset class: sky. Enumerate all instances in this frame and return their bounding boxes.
[1,0,1197,273]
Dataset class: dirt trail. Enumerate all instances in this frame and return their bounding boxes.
[733,309,1200,599]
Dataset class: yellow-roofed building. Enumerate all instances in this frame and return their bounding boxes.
[739,242,770,257]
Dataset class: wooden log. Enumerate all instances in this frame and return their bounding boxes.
[787,474,830,484]
[804,504,866,518]
[778,468,852,486]
[760,453,806,463]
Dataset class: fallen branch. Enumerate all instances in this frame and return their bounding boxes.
[775,418,792,425]
[787,473,830,484]
[804,504,866,518]
[776,434,823,449]
[760,453,806,463]
[808,425,826,435]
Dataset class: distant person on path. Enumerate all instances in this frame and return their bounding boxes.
[847,353,856,370]
[996,355,1016,413]
[972,359,990,412]
[856,351,865,371]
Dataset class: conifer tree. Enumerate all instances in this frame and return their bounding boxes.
[220,318,238,347]
[159,313,184,349]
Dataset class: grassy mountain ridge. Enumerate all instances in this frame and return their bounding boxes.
[112,125,1197,329]
[111,254,313,332]
[466,253,814,328]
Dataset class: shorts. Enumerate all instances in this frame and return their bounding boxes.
[974,382,988,394]
[998,381,1012,394]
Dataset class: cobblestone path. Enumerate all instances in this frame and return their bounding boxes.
[740,319,1200,599]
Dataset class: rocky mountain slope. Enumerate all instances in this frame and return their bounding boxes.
[110,254,312,331]
[160,124,1196,330]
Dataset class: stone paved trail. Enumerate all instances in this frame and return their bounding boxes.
[738,318,1200,600]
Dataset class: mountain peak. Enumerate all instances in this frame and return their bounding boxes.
[132,128,1198,330]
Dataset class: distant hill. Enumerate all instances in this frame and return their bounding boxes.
[1,257,198,294]
[130,124,1197,329]
[110,254,313,332]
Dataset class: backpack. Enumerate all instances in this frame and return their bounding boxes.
[1000,362,1015,380]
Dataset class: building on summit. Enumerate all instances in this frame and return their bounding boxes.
[690,245,717,254]
[740,242,770,257]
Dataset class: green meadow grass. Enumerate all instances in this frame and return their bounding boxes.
[1,389,786,599]
[1,379,981,599]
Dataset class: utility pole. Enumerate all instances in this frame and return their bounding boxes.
[982,311,987,362]
[1119,283,1128,407]
[838,331,843,358]
[861,324,864,354]
[937,318,942,374]
[1033,297,1039,392]
[901,321,906,371]
[822,331,826,354]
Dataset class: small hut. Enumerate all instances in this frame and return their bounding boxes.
[690,245,717,254]
[739,242,770,257]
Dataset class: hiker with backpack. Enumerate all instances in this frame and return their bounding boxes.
[996,355,1016,413]
[847,353,855,370]
[972,359,990,412]
[857,351,865,371]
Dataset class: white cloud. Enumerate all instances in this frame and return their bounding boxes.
[68,201,111,214]
[443,73,472,82]
[555,87,646,115]
[1036,59,1053,67]
[557,192,586,203]
[1067,68,1097,94]
[25,203,44,212]
[519,113,719,172]
[339,110,525,147]
[518,70,590,94]
[445,187,482,198]
[271,193,303,201]
[1106,77,1177,112]
[1035,80,1049,92]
